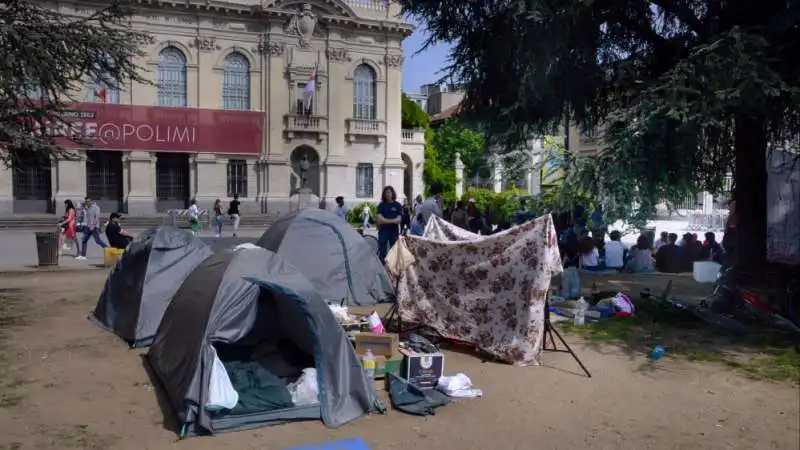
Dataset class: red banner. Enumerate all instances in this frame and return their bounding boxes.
[37,103,264,155]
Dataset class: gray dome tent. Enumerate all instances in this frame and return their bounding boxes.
[255,209,392,306]
[89,226,213,348]
[145,246,378,437]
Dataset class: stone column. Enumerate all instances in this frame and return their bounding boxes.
[193,154,229,215]
[125,151,156,215]
[53,156,86,207]
[455,153,464,198]
[0,161,13,214]
[493,161,503,193]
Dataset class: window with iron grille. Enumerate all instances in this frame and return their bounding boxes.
[353,65,376,120]
[222,52,250,110]
[227,159,248,197]
[157,46,188,107]
[355,163,373,198]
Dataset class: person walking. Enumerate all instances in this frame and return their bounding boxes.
[77,197,106,260]
[376,185,403,264]
[333,196,349,221]
[420,182,444,224]
[59,199,80,257]
[227,193,241,237]
[361,203,371,229]
[188,199,200,236]
[213,199,224,238]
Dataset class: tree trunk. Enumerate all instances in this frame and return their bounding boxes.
[733,115,768,276]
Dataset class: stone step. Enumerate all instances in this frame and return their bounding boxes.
[0,214,280,230]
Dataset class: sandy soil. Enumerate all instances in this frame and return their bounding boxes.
[0,270,798,450]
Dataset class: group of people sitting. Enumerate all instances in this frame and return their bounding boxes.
[559,225,727,274]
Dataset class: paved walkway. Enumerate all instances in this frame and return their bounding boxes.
[0,229,260,271]
[0,226,379,271]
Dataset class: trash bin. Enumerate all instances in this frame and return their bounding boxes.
[35,231,60,267]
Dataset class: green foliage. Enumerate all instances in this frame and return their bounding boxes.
[401,94,430,129]
[403,0,800,266]
[431,118,490,178]
[0,0,154,166]
[460,187,525,224]
[422,127,458,198]
[346,202,377,224]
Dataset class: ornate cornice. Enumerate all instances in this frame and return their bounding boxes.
[127,0,413,37]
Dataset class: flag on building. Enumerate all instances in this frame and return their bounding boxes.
[93,87,108,103]
[302,62,317,115]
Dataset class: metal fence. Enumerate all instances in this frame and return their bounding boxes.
[686,211,729,231]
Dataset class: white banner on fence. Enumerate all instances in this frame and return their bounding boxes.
[766,150,800,265]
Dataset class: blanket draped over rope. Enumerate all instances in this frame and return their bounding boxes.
[386,215,563,365]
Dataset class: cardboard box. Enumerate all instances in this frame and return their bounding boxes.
[354,332,399,358]
[401,350,444,389]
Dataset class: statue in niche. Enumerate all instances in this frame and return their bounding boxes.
[286,3,318,48]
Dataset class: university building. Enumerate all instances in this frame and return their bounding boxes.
[0,0,426,215]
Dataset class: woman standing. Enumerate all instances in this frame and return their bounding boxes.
[376,185,403,263]
[213,199,224,238]
[59,200,80,257]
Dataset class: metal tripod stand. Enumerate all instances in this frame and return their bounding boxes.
[542,298,592,377]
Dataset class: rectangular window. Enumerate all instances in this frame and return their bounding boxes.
[295,82,312,115]
[355,163,373,199]
[226,159,248,198]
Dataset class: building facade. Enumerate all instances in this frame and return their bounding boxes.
[0,0,426,215]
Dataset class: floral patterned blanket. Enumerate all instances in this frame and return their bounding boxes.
[422,215,480,241]
[387,214,563,366]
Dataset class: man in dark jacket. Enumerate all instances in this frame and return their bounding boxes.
[656,233,683,273]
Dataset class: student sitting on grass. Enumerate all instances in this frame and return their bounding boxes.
[627,235,654,273]
[578,236,605,271]
[604,230,626,270]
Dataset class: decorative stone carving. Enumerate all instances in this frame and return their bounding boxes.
[285,3,318,49]
[384,54,404,68]
[256,36,284,57]
[325,47,351,63]
[190,36,221,52]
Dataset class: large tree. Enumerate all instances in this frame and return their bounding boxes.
[0,0,153,166]
[403,0,800,272]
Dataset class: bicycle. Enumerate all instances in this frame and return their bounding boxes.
[652,280,749,335]
[702,267,800,336]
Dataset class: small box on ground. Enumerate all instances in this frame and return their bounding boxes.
[401,349,444,389]
[354,332,399,358]
[373,353,403,380]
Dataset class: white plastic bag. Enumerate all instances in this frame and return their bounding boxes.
[288,368,319,406]
[206,347,239,411]
[438,373,483,398]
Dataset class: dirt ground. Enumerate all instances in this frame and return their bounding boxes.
[0,270,798,450]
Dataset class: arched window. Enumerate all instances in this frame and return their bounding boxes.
[353,64,376,120]
[157,46,187,107]
[222,52,251,110]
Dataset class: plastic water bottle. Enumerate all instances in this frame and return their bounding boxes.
[649,345,666,360]
[574,297,587,326]
[361,349,376,379]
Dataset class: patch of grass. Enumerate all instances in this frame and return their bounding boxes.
[558,297,800,384]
